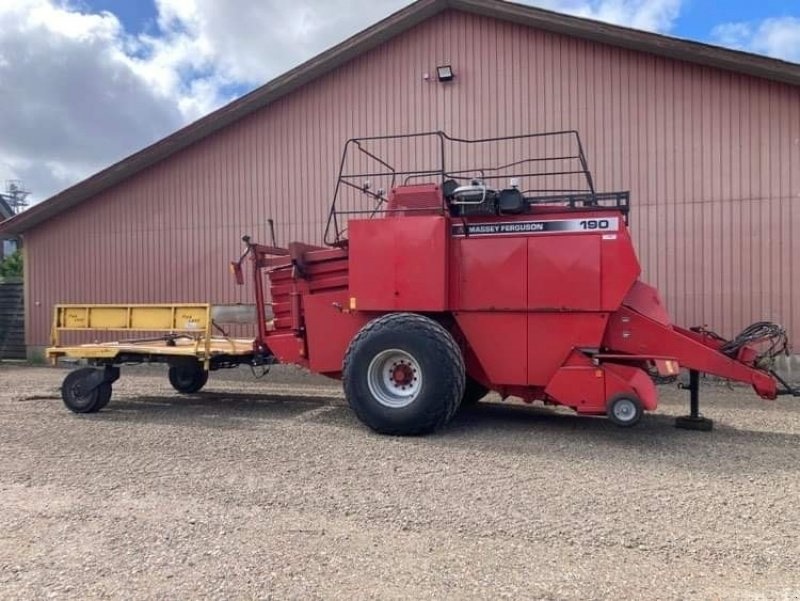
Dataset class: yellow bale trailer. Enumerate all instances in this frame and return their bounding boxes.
[47,303,269,413]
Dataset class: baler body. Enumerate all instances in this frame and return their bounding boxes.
[238,131,788,431]
[255,189,776,420]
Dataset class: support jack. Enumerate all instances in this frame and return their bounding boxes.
[676,369,713,431]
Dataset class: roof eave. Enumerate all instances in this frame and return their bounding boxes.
[453,0,800,86]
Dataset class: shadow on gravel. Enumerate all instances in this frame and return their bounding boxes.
[93,391,800,458]
[91,390,349,431]
[437,402,800,473]
[452,401,800,443]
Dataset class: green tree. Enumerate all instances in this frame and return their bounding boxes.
[0,250,22,279]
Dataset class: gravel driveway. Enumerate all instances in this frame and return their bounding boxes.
[1,364,799,600]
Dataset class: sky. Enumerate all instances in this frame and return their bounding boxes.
[0,0,798,205]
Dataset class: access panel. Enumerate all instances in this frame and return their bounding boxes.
[348,216,448,311]
[528,235,601,311]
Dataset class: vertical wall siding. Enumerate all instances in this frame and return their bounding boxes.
[25,10,800,348]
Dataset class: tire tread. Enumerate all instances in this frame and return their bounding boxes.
[343,313,464,435]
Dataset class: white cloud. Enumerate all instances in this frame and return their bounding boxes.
[711,17,800,63]
[0,0,687,205]
[547,0,682,32]
[0,0,186,202]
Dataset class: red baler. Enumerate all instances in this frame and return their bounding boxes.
[232,131,795,435]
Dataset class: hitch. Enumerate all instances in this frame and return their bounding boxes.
[770,370,800,397]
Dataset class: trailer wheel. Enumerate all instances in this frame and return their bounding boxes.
[607,394,643,427]
[168,363,209,394]
[343,313,465,435]
[61,367,112,414]
[95,384,113,410]
[460,376,489,408]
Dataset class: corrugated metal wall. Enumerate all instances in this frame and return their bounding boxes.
[24,9,800,351]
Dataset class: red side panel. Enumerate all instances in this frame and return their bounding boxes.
[451,237,527,310]
[599,226,641,311]
[622,281,672,325]
[265,332,308,368]
[528,236,600,310]
[348,216,448,311]
[604,363,658,411]
[544,352,606,412]
[527,313,609,384]
[454,312,527,385]
[304,290,371,375]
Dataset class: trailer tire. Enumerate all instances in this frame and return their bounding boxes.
[168,363,209,394]
[460,376,489,408]
[95,384,113,410]
[343,313,465,435]
[61,367,112,414]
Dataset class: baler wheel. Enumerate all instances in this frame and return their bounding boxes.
[343,313,465,435]
[61,367,112,414]
[606,394,643,427]
[168,363,209,394]
[460,376,489,408]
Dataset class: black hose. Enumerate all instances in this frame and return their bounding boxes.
[720,321,789,362]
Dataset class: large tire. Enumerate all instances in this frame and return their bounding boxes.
[343,313,465,435]
[460,376,489,408]
[61,367,112,414]
[168,363,209,394]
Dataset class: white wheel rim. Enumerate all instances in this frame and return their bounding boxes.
[367,349,422,408]
[612,398,638,423]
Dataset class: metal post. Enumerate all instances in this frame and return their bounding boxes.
[689,369,700,418]
[676,369,713,431]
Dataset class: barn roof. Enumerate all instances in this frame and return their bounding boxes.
[3,0,800,236]
[0,196,13,221]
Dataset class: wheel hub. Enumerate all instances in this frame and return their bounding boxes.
[367,349,422,408]
[612,398,637,422]
[391,363,415,388]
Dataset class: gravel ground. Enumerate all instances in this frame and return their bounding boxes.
[1,363,799,600]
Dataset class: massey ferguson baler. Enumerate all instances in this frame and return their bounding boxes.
[229,131,795,434]
[51,131,796,433]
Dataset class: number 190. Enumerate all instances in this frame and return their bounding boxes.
[579,219,610,230]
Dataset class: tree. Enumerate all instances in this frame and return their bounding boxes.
[0,250,22,279]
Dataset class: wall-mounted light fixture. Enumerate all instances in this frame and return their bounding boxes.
[436,64,454,82]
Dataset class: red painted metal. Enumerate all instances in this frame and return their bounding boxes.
[386,183,444,215]
[454,312,528,384]
[603,307,777,398]
[527,235,601,310]
[348,216,449,311]
[303,290,370,375]
[604,363,658,412]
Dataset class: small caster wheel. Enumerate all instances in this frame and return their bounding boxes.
[607,394,643,427]
[168,363,209,394]
[61,367,112,414]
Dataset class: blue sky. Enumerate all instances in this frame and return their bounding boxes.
[1,0,798,205]
[80,0,158,34]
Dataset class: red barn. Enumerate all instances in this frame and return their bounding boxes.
[1,0,799,359]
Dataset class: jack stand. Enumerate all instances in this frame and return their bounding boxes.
[675,369,713,431]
